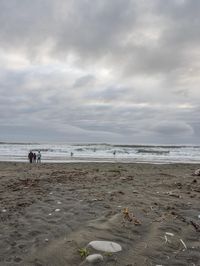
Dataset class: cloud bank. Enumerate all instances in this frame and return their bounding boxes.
[0,0,200,144]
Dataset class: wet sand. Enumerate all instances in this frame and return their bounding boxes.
[0,162,200,266]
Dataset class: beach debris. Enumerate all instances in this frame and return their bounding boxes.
[88,241,122,253]
[198,215,200,219]
[164,232,174,243]
[120,176,134,181]
[190,220,200,231]
[2,209,7,212]
[166,191,181,198]
[48,213,52,216]
[123,208,141,225]
[150,206,154,211]
[180,239,187,250]
[175,182,182,189]
[123,208,132,222]
[55,208,60,212]
[86,254,103,263]
[165,232,174,237]
[193,169,200,176]
[78,248,90,258]
[57,201,62,204]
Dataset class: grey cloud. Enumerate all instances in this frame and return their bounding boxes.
[73,75,95,88]
[151,121,194,136]
[0,0,200,143]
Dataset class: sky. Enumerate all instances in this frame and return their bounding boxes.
[0,0,200,144]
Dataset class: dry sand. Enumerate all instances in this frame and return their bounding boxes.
[0,162,200,266]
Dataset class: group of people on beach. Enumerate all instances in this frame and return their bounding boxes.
[28,150,41,163]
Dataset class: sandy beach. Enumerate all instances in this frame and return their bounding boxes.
[0,162,200,266]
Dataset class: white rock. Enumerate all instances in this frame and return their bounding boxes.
[55,209,60,212]
[86,254,103,263]
[88,241,122,253]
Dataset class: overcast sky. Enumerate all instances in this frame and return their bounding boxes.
[0,0,200,144]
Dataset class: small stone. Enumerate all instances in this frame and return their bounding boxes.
[55,209,60,212]
[2,209,7,212]
[57,201,62,204]
[88,241,122,253]
[86,254,103,263]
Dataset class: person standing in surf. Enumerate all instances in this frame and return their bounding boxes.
[28,151,34,163]
[37,151,41,163]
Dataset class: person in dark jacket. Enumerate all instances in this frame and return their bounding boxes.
[28,151,34,163]
[33,153,36,163]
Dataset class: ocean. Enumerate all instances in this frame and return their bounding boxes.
[0,142,200,164]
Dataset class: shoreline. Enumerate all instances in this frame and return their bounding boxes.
[1,159,200,164]
[0,162,200,265]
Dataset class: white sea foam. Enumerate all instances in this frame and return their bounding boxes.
[0,143,200,163]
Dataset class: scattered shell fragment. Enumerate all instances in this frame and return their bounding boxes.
[194,169,200,176]
[180,239,187,250]
[165,232,174,236]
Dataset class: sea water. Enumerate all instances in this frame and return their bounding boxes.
[0,142,200,163]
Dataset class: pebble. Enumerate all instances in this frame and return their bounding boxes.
[86,254,103,263]
[88,241,122,253]
[55,209,60,212]
[2,209,7,212]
